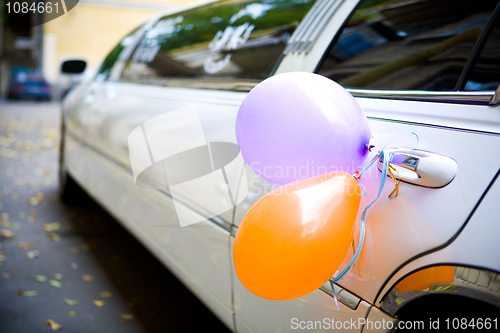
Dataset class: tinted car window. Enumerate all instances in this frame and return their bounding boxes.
[121,0,316,84]
[465,13,500,90]
[317,0,498,91]
[97,27,141,80]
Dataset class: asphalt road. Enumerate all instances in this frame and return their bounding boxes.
[0,101,231,333]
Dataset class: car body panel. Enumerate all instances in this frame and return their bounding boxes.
[78,80,248,223]
[66,134,235,329]
[231,0,500,309]
[362,306,398,333]
[60,0,500,331]
[375,172,500,308]
[234,108,500,305]
[64,79,255,330]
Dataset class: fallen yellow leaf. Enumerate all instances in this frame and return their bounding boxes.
[17,290,39,296]
[64,298,79,306]
[19,242,34,250]
[27,197,39,206]
[26,250,41,259]
[82,274,95,282]
[35,275,47,282]
[49,279,62,288]
[93,300,105,307]
[121,314,134,320]
[67,247,79,254]
[99,292,112,298]
[48,233,61,241]
[46,319,62,330]
[43,222,61,232]
[1,229,13,238]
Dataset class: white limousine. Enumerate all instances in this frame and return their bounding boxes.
[60,0,500,332]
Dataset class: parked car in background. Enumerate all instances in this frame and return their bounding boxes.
[8,68,52,100]
[60,0,500,332]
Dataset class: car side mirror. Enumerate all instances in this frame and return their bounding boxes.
[61,60,87,74]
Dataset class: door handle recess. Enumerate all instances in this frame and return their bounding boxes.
[377,147,458,188]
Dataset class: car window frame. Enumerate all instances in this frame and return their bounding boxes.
[107,23,152,82]
[117,0,319,92]
[312,0,500,106]
[456,2,500,91]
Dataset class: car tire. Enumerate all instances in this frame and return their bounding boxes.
[59,120,86,204]
[395,294,499,332]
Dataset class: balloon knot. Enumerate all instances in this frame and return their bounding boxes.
[354,171,362,179]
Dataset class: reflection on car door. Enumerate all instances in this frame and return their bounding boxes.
[81,78,242,328]
[313,0,500,303]
[232,0,500,331]
[77,1,318,330]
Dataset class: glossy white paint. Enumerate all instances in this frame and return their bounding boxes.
[234,316,256,333]
[447,174,500,272]
[72,139,235,329]
[234,110,500,304]
[375,174,500,307]
[65,134,87,185]
[61,0,500,331]
[63,79,251,330]
[80,81,247,223]
[357,97,500,135]
[361,307,398,333]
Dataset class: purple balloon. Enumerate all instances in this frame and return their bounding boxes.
[236,72,371,185]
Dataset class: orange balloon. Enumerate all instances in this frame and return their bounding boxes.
[234,171,361,300]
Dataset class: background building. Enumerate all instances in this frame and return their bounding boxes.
[1,0,204,99]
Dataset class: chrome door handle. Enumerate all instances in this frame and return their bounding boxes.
[377,147,458,188]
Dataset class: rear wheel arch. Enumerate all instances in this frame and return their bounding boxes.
[379,265,500,328]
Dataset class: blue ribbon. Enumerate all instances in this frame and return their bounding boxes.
[331,152,392,282]
[330,132,418,284]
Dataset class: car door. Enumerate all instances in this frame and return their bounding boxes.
[232,0,500,331]
[76,1,318,330]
